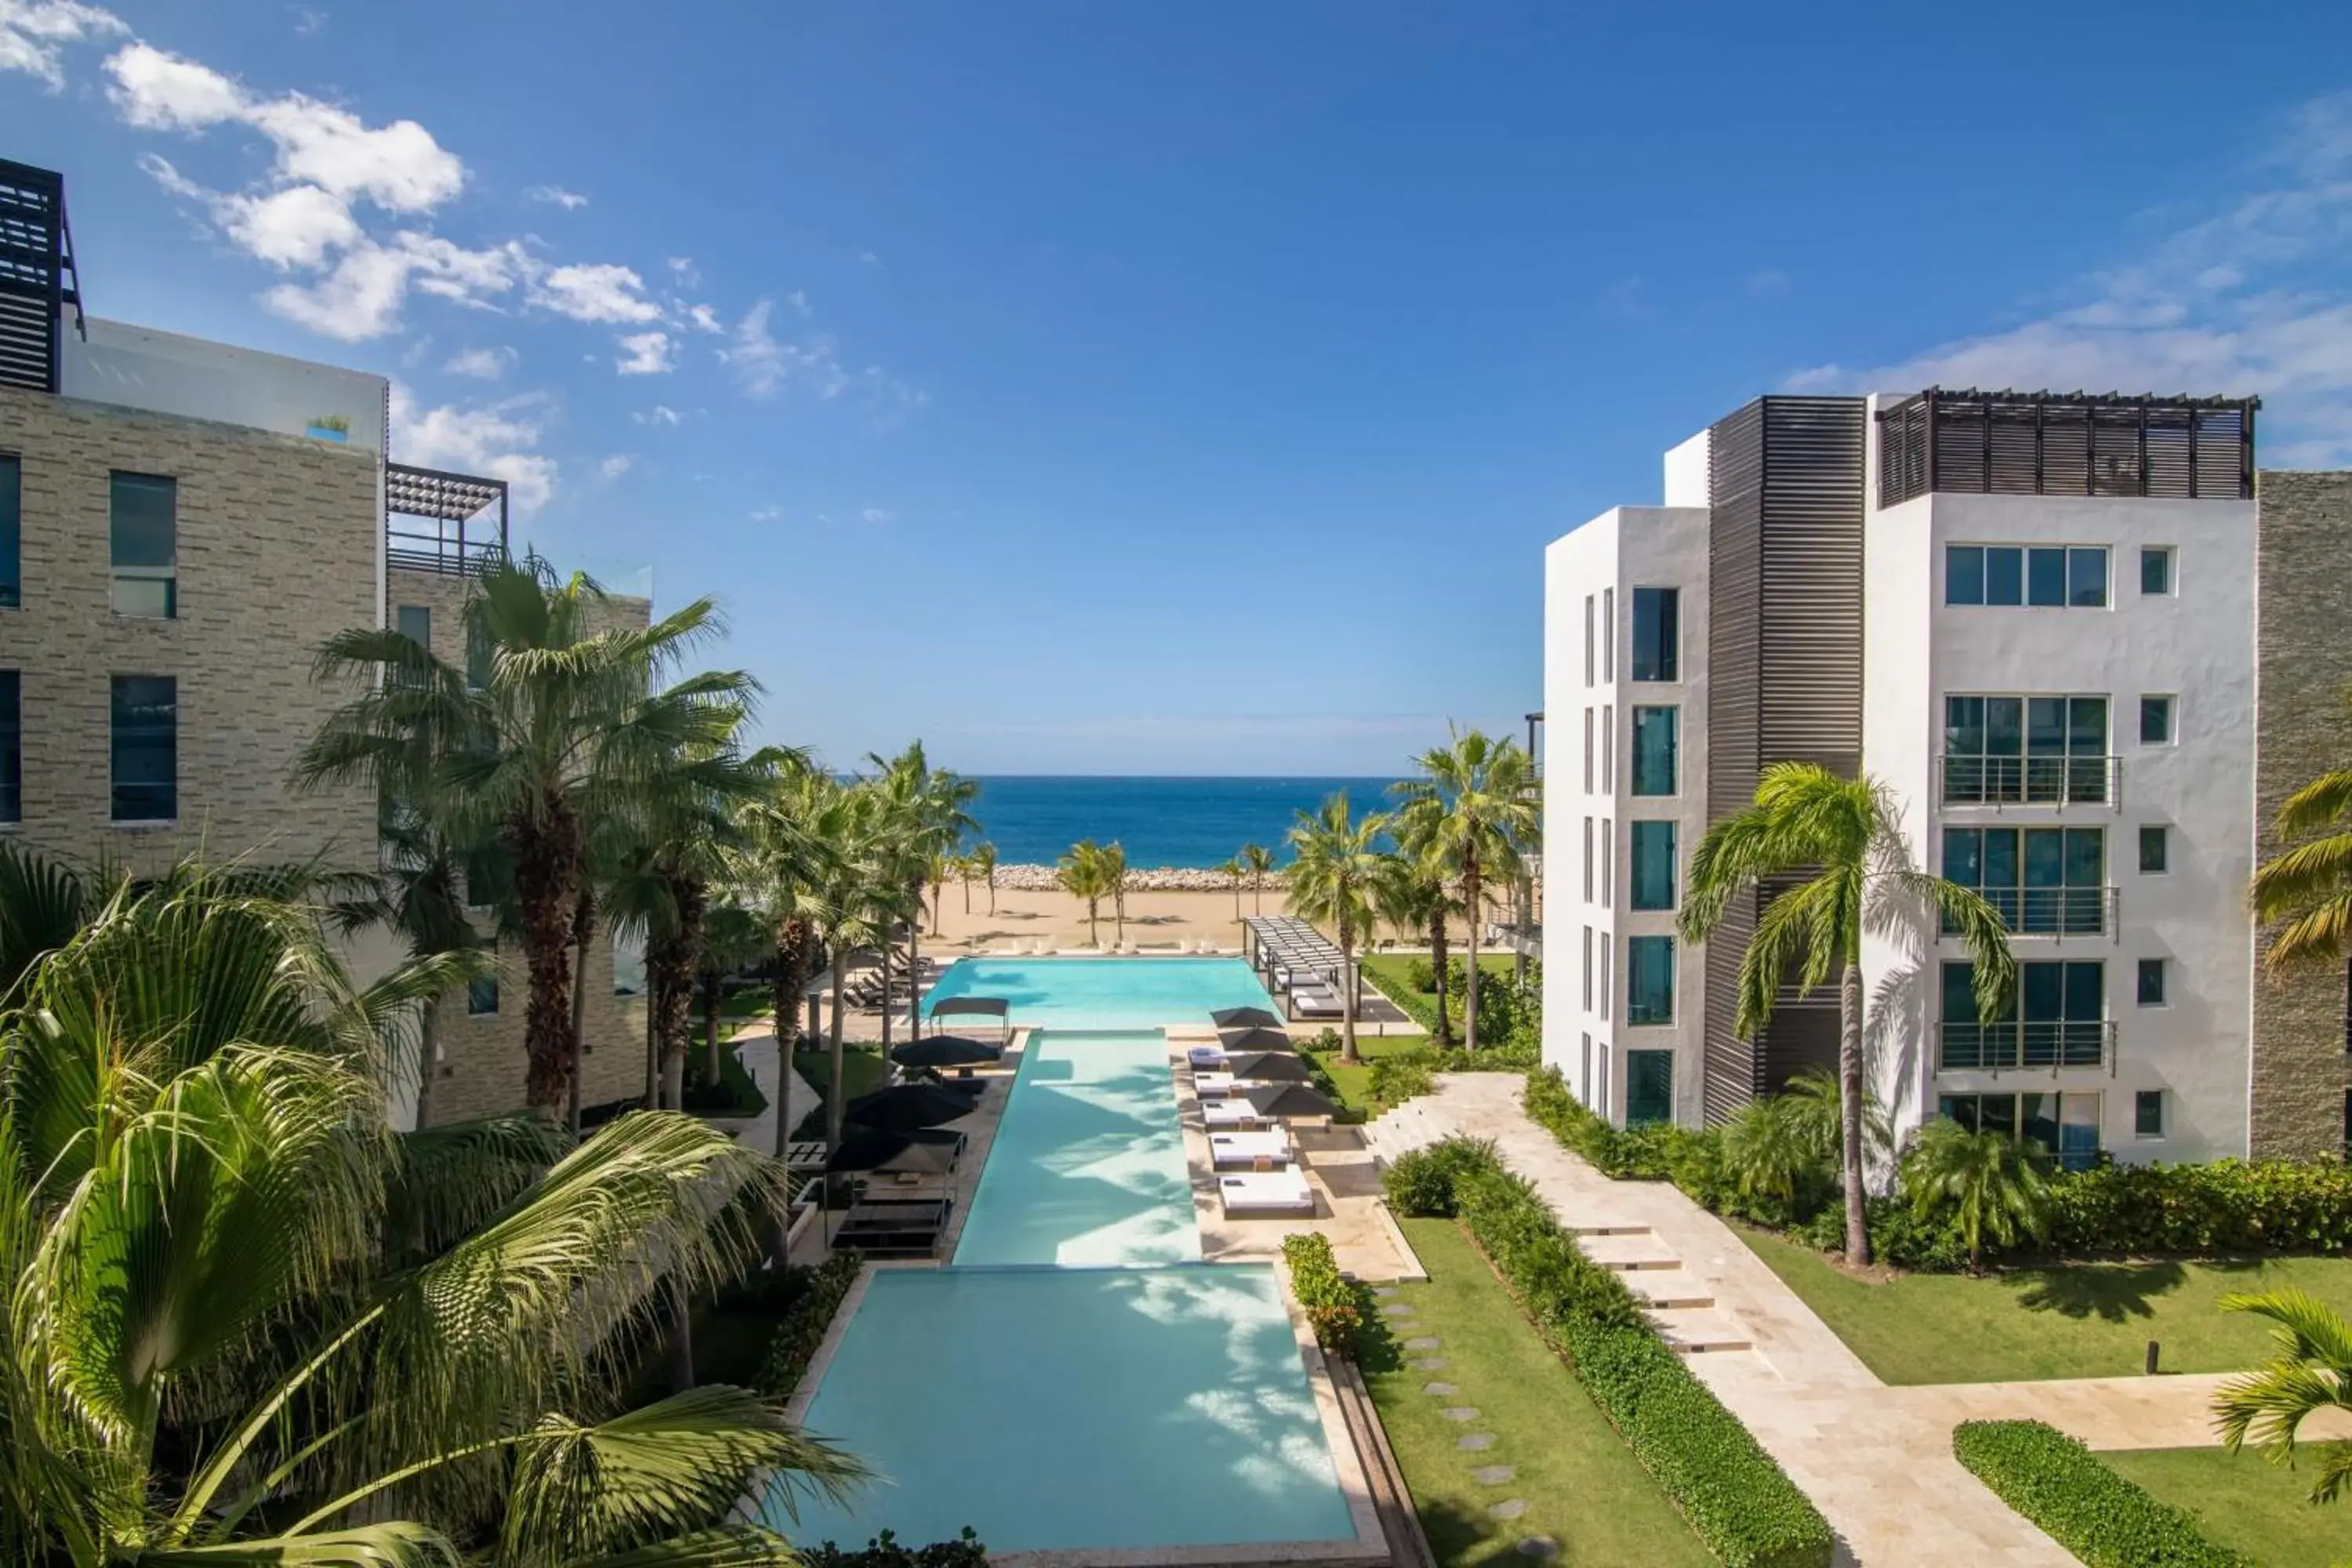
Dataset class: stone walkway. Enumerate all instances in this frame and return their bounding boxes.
[1373,1287,1554,1558]
[1369,1075,2245,1566]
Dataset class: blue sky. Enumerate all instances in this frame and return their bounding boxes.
[10,2,2352,775]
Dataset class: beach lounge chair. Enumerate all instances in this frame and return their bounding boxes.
[1208,1130,1294,1169]
[1217,1170,1315,1217]
[1288,988,1344,1022]
[1191,1070,1237,1099]
[1186,1044,1229,1070]
[1201,1098,1267,1131]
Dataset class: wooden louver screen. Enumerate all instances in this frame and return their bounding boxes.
[1878,389,2256,506]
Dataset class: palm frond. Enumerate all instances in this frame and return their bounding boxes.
[2278,769,2352,839]
[135,1523,463,1566]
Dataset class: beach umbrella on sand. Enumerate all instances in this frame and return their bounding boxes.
[1210,1005,1284,1032]
[1223,1050,1314,1085]
[845,1082,979,1131]
[826,1126,964,1174]
[890,1034,1003,1069]
[1243,1082,1339,1121]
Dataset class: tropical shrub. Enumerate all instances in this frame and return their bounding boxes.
[1282,1232,1366,1356]
[755,1250,866,1396]
[1952,1421,2251,1568]
[1387,1138,1832,1568]
[1902,1119,2056,1270]
[2047,1158,2352,1256]
[1406,956,1436,993]
[1523,1066,1676,1178]
[1367,1048,1438,1109]
[806,1528,989,1567]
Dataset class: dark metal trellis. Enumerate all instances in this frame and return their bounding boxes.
[385,462,509,575]
[1876,387,2259,507]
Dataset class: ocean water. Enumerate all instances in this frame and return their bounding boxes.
[966,775,1405,868]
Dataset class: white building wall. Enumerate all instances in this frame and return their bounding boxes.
[1544,512,1621,1112]
[1862,472,2259,1161]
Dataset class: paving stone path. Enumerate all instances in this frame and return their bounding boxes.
[1403,1336,1441,1351]
[1422,1381,1457,1396]
[1470,1465,1515,1486]
[1456,1432,1495,1452]
[1489,1499,1527,1521]
[1516,1537,1558,1559]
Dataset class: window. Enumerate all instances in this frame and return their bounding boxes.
[1584,595,1595,686]
[1626,935,1674,1025]
[1943,694,2109,804]
[1631,706,1679,796]
[1582,816,1594,902]
[1942,826,2105,935]
[109,473,177,619]
[1600,820,1613,906]
[1626,1050,1674,1127]
[1630,587,1679,681]
[0,670,17,822]
[110,675,177,822]
[467,971,499,1016]
[2135,1089,2165,1138]
[1581,927,1593,1011]
[1630,821,1676,911]
[0,454,19,609]
[2140,695,2176,746]
[466,619,494,691]
[1600,932,1613,1021]
[396,603,431,647]
[2139,825,2169,875]
[1944,545,2107,608]
[1583,708,1594,792]
[2140,546,2175,596]
[1581,1033,1593,1105]
[2137,957,2168,1007]
[1940,959,2104,1069]
[1938,1091,2103,1171]
[1602,588,1614,681]
[1602,705,1614,792]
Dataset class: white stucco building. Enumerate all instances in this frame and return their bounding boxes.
[1541,387,2334,1167]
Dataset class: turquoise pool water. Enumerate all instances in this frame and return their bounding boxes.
[923,956,1276,1031]
[770,959,1356,1554]
[953,1030,1199,1267]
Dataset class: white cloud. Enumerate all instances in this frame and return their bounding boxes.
[389,383,556,511]
[532,262,662,324]
[526,184,588,210]
[291,5,325,36]
[858,251,879,267]
[444,345,514,379]
[0,0,125,89]
[667,255,697,278]
[722,297,846,398]
[613,329,676,376]
[859,506,895,525]
[750,503,782,522]
[597,454,632,480]
[632,405,682,426]
[686,303,723,334]
[787,289,811,316]
[215,183,362,267]
[1787,90,2352,463]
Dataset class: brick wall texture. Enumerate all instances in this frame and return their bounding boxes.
[2251,470,2352,1158]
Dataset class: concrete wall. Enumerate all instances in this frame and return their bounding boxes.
[0,386,378,875]
[2250,470,2352,1157]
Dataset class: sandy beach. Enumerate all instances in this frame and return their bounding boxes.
[911,880,1497,956]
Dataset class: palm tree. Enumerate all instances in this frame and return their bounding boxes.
[1900,1116,2054,1271]
[1719,1096,1818,1216]
[811,787,896,1155]
[1779,1063,1893,1181]
[1104,840,1130,946]
[974,840,999,914]
[1373,841,1458,1047]
[1219,858,1247,920]
[868,744,980,1033]
[0,838,90,1004]
[1680,763,2018,1265]
[953,852,974,914]
[746,767,836,1165]
[695,898,771,1091]
[1286,794,1387,1065]
[1392,729,1539,1053]
[1,865,860,1563]
[2216,1289,2352,1503]
[302,554,749,1115]
[1241,842,1276,916]
[2249,752,2352,973]
[1058,840,1112,947]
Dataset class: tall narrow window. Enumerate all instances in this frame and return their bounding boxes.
[1602,705,1614,792]
[1626,935,1674,1025]
[1630,587,1679,681]
[1581,926,1593,1011]
[396,603,431,647]
[110,675,177,822]
[2135,1090,2165,1138]
[468,970,500,1016]
[1583,707,1594,793]
[1630,821,1676,911]
[0,670,18,822]
[1602,588,1614,681]
[1582,816,1594,902]
[2139,825,2170,875]
[1626,1049,1673,1126]
[2140,546,2175,596]
[1584,595,1595,686]
[1600,932,1613,1020]
[2137,957,2168,1007]
[1600,820,1613,906]
[0,454,20,609]
[1631,706,1679,796]
[109,473,177,619]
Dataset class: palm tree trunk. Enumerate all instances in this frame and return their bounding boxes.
[1428,907,1452,1048]
[415,993,440,1130]
[826,958,849,1154]
[906,900,920,1039]
[1087,898,1099,947]
[568,886,596,1137]
[1462,866,1483,1053]
[986,872,995,914]
[771,920,812,1164]
[879,940,895,1051]
[1232,881,1242,920]
[644,975,660,1109]
[510,808,581,1113]
[1840,957,1871,1265]
[1339,920,1359,1065]
[702,969,724,1090]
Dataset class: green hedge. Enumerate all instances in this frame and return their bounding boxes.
[1951,1421,2252,1568]
[1523,1065,1681,1178]
[804,1529,987,1566]
[1282,1232,1366,1356]
[753,1250,863,1397]
[1385,1141,1832,1568]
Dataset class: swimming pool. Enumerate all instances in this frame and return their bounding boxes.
[923,956,1276,1031]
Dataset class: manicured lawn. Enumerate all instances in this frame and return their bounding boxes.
[1365,1218,1711,1567]
[789,1044,892,1141]
[2103,1445,2350,1568]
[1312,1033,1430,1120]
[1737,1225,2352,1385]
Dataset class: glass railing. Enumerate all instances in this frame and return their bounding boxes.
[1943,885,2117,938]
[1936,1020,2114,1074]
[1939,754,2118,807]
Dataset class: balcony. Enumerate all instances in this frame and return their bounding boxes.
[386,463,508,576]
[1939,754,2118,808]
[1485,921,1542,961]
[1942,886,2118,940]
[1936,1020,2114,1076]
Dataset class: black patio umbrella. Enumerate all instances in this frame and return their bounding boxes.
[1215,1025,1290,1053]
[826,1126,964,1174]
[1222,1050,1315,1085]
[845,1081,979,1132]
[1243,1082,1339,1120]
[890,1034,1004,1069]
[1210,1005,1285,1032]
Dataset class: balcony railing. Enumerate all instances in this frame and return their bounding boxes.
[1485,921,1542,961]
[1936,1020,2115,1075]
[1939,754,2119,808]
[386,462,508,578]
[1942,886,2118,939]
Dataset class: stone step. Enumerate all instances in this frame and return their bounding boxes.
[1624,1269,1714,1311]
[1576,1232,1682,1272]
[1565,1221,1654,1238]
[1646,1306,1754,1354]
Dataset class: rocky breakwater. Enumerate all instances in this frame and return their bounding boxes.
[989,864,1287,893]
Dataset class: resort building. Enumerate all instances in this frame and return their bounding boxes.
[0,155,645,1125]
[1544,384,2352,1165]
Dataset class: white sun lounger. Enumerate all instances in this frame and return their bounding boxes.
[1192,1071,1237,1098]
[1201,1098,1267,1131]
[1218,1169,1315,1216]
[1209,1131,1294,1169]
[1289,989,1344,1021]
[1186,1044,1229,1069]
